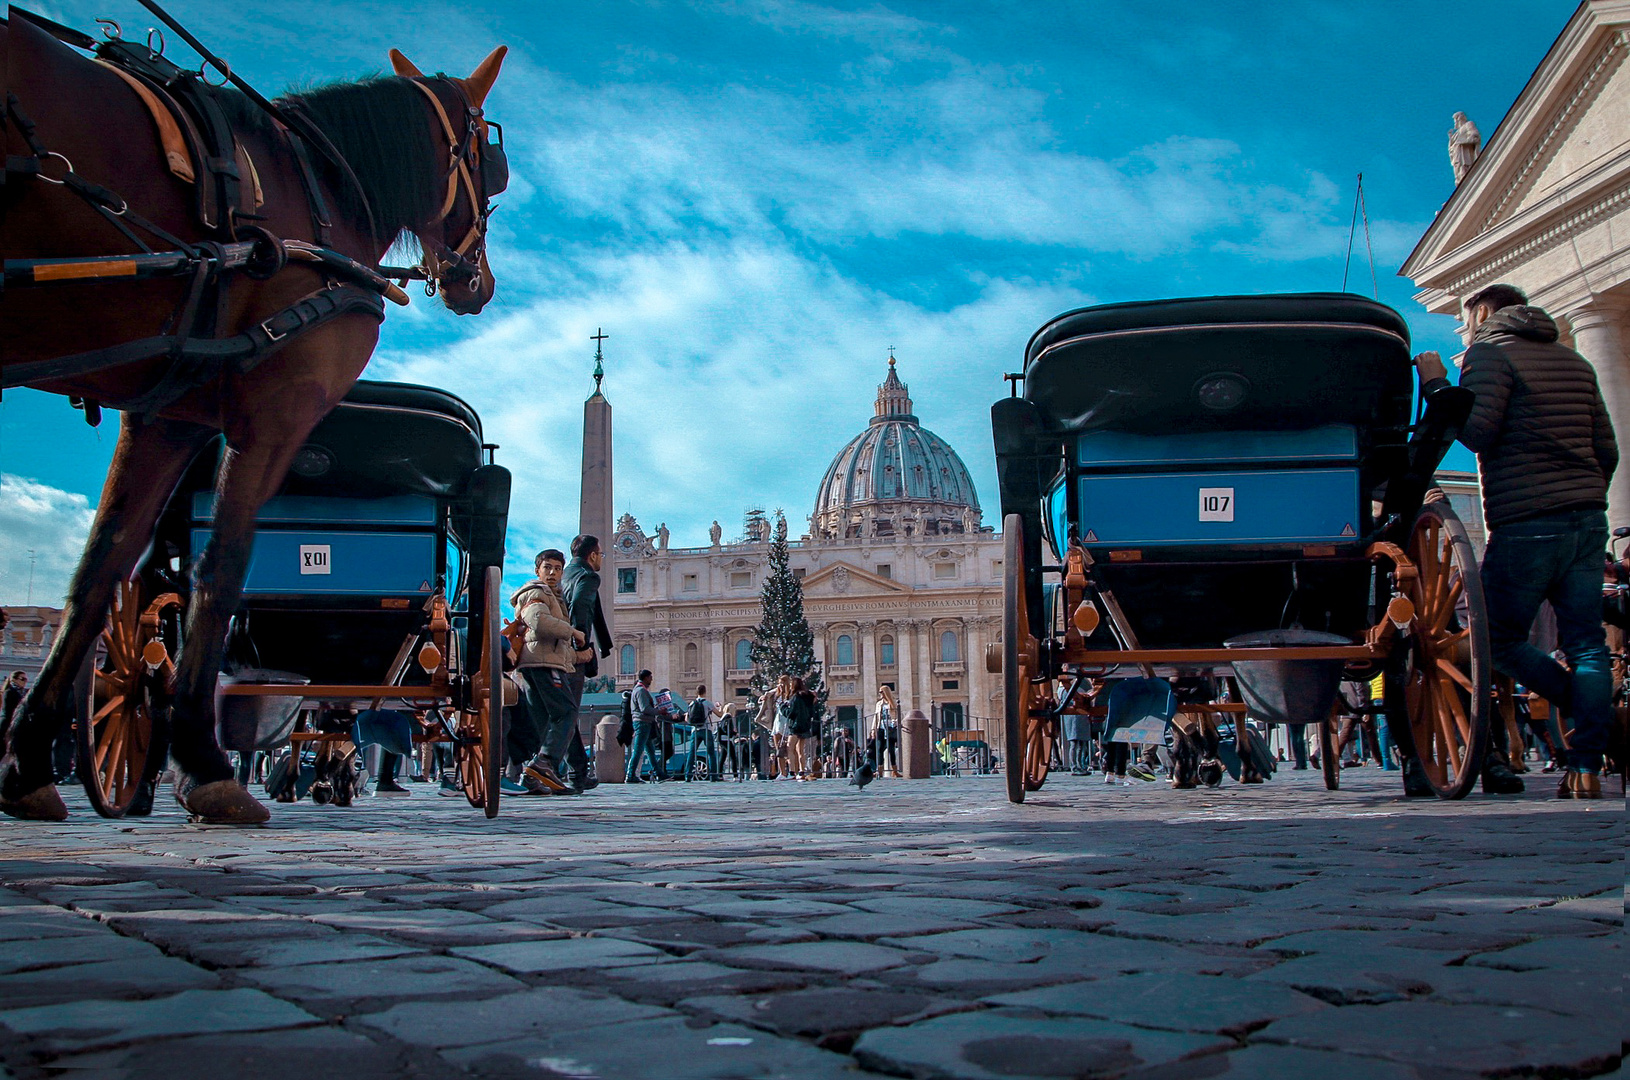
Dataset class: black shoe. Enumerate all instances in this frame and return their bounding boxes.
[1481,753,1525,795]
[1401,756,1435,798]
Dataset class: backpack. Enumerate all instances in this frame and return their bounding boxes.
[616,691,633,747]
[687,698,708,727]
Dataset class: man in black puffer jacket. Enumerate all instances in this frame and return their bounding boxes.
[1416,283,1617,800]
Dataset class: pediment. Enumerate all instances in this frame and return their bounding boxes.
[801,561,909,595]
[1403,11,1630,278]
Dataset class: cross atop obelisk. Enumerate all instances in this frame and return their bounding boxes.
[591,327,608,394]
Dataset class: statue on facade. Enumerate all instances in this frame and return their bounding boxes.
[774,512,788,543]
[657,522,669,551]
[1448,112,1481,184]
[709,520,723,547]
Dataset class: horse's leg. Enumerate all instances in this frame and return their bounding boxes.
[168,410,348,822]
[1,416,211,821]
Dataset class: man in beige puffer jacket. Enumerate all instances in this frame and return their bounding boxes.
[510,549,586,794]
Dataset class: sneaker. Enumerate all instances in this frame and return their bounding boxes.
[1103,772,1118,784]
[499,777,531,797]
[374,777,411,798]
[437,775,462,797]
[1127,763,1157,782]
[523,758,570,794]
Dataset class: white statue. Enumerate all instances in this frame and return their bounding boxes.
[657,523,669,551]
[709,520,723,547]
[1449,112,1481,184]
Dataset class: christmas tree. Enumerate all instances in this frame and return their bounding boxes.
[748,511,826,711]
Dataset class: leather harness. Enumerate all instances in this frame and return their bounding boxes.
[0,6,496,421]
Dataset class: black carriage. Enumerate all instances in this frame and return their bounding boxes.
[991,293,1489,801]
[78,381,512,818]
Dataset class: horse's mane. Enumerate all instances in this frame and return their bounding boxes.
[219,76,442,245]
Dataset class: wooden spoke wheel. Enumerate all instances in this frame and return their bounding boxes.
[1319,701,1341,792]
[76,579,178,818]
[1395,500,1491,800]
[1003,515,1052,803]
[458,565,504,818]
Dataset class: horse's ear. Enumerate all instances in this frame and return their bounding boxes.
[389,49,424,77]
[465,46,508,107]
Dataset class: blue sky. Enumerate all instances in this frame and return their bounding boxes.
[1,0,1570,606]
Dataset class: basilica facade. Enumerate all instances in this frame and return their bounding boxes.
[610,358,1003,735]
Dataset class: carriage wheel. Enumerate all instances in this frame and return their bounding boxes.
[1395,500,1491,800]
[1318,702,1341,792]
[75,580,177,818]
[458,565,503,818]
[1003,515,1050,803]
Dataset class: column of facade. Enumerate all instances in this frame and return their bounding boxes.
[650,629,672,689]
[1567,299,1630,531]
[965,617,985,723]
[811,625,827,674]
[707,629,726,701]
[859,621,879,714]
[914,618,933,716]
[895,620,914,712]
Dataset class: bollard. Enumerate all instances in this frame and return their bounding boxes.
[902,709,931,778]
[595,717,625,782]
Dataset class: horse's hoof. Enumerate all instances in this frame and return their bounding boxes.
[177,779,270,825]
[0,783,68,822]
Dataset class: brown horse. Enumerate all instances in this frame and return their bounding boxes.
[0,11,507,823]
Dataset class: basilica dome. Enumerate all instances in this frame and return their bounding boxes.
[812,356,981,541]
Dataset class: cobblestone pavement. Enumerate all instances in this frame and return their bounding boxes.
[0,768,1621,1080]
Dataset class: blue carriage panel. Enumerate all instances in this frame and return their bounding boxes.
[191,529,439,595]
[192,493,438,527]
[1076,425,1358,468]
[1076,468,1361,546]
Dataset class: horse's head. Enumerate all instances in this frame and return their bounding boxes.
[390,46,508,316]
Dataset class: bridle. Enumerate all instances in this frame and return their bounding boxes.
[404,76,507,298]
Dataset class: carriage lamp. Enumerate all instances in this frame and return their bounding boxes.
[1387,595,1415,629]
[289,444,334,478]
[141,639,169,668]
[985,642,1003,674]
[1072,601,1101,636]
[417,642,443,672]
[1194,372,1249,411]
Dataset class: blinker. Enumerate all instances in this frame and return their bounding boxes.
[480,122,508,197]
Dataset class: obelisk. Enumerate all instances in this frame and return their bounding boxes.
[580,329,614,643]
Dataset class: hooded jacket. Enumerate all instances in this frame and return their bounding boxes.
[508,579,577,672]
[1424,305,1618,528]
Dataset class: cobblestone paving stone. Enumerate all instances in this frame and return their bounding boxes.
[0,770,1621,1079]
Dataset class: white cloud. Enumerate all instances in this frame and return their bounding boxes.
[0,476,95,609]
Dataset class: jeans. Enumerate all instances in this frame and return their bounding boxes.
[1481,509,1611,772]
[517,667,578,767]
[685,726,717,780]
[626,720,663,781]
[1287,725,1309,768]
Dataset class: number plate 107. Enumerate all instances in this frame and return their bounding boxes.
[1198,488,1235,522]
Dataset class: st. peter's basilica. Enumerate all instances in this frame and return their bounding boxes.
[609,357,1003,736]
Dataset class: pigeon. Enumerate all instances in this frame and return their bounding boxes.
[848,761,875,791]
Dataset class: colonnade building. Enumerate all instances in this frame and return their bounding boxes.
[610,357,1003,734]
